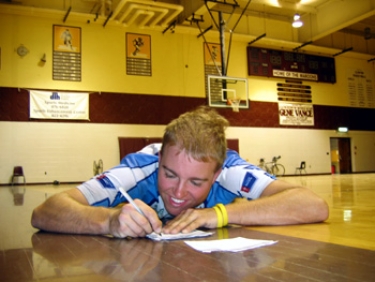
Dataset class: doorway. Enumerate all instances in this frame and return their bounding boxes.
[330,137,352,174]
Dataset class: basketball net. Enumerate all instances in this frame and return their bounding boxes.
[231,99,240,112]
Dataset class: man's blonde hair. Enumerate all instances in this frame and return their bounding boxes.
[161,106,229,171]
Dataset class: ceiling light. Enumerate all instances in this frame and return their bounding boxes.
[292,13,303,28]
[337,127,349,133]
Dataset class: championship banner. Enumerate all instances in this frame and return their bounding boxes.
[278,103,314,126]
[30,90,89,120]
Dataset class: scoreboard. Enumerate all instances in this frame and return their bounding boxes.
[247,47,336,83]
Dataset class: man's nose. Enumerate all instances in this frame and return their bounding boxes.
[173,180,188,198]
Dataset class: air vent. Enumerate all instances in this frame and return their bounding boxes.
[111,0,183,28]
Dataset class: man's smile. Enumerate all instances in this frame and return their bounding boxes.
[171,197,185,204]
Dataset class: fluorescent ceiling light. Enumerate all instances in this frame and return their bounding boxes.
[337,127,349,133]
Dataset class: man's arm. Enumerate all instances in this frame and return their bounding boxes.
[31,188,162,237]
[162,179,329,234]
[225,179,329,226]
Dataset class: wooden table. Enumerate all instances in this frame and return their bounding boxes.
[2,226,373,282]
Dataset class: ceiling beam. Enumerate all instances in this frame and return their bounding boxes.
[300,0,375,42]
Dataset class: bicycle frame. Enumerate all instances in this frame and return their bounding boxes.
[258,156,285,176]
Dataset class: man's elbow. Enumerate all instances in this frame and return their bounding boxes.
[31,207,43,230]
[313,198,329,223]
[31,203,52,231]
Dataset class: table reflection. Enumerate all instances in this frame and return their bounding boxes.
[30,227,323,281]
[32,232,163,280]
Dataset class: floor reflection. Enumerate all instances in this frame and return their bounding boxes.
[332,175,355,207]
[244,173,375,250]
[10,186,26,206]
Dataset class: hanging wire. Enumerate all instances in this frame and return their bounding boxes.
[204,0,252,75]
[196,20,222,75]
[224,0,252,74]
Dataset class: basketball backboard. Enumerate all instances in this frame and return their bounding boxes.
[207,75,249,109]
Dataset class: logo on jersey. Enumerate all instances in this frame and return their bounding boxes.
[241,172,256,193]
[96,174,116,189]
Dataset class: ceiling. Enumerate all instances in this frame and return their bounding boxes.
[2,0,375,60]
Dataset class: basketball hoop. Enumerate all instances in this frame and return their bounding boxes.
[207,75,249,110]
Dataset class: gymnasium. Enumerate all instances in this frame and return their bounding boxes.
[1,1,374,281]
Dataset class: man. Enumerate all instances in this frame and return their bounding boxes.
[31,106,329,238]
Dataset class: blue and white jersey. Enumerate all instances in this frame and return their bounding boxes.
[77,144,275,221]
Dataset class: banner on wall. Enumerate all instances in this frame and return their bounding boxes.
[278,103,314,126]
[30,90,89,120]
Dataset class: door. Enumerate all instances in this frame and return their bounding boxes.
[338,138,352,173]
[330,137,352,174]
[118,137,162,161]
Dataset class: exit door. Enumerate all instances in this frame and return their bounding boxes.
[330,137,352,174]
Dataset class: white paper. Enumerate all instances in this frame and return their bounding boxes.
[184,237,277,253]
[146,230,213,241]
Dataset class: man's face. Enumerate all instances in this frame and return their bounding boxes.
[158,145,221,216]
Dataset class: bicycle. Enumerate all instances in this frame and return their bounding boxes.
[258,156,285,177]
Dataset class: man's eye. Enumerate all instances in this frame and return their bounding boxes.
[191,180,202,187]
[165,172,175,178]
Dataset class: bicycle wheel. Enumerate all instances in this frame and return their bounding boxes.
[272,164,285,176]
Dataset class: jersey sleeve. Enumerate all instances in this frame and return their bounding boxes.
[218,164,275,200]
[77,153,159,207]
[206,150,276,206]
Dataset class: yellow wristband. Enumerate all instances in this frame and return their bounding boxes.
[216,204,228,226]
[213,206,223,228]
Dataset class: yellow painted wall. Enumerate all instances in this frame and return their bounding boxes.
[0,14,205,97]
[1,12,374,107]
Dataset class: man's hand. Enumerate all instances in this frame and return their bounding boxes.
[162,208,217,234]
[32,188,163,238]
[109,199,162,238]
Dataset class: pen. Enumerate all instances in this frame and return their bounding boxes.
[118,187,161,235]
[119,187,146,216]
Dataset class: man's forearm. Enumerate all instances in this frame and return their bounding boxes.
[31,191,111,235]
[225,187,329,226]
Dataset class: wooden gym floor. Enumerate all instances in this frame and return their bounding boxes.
[250,173,375,251]
[4,173,374,250]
